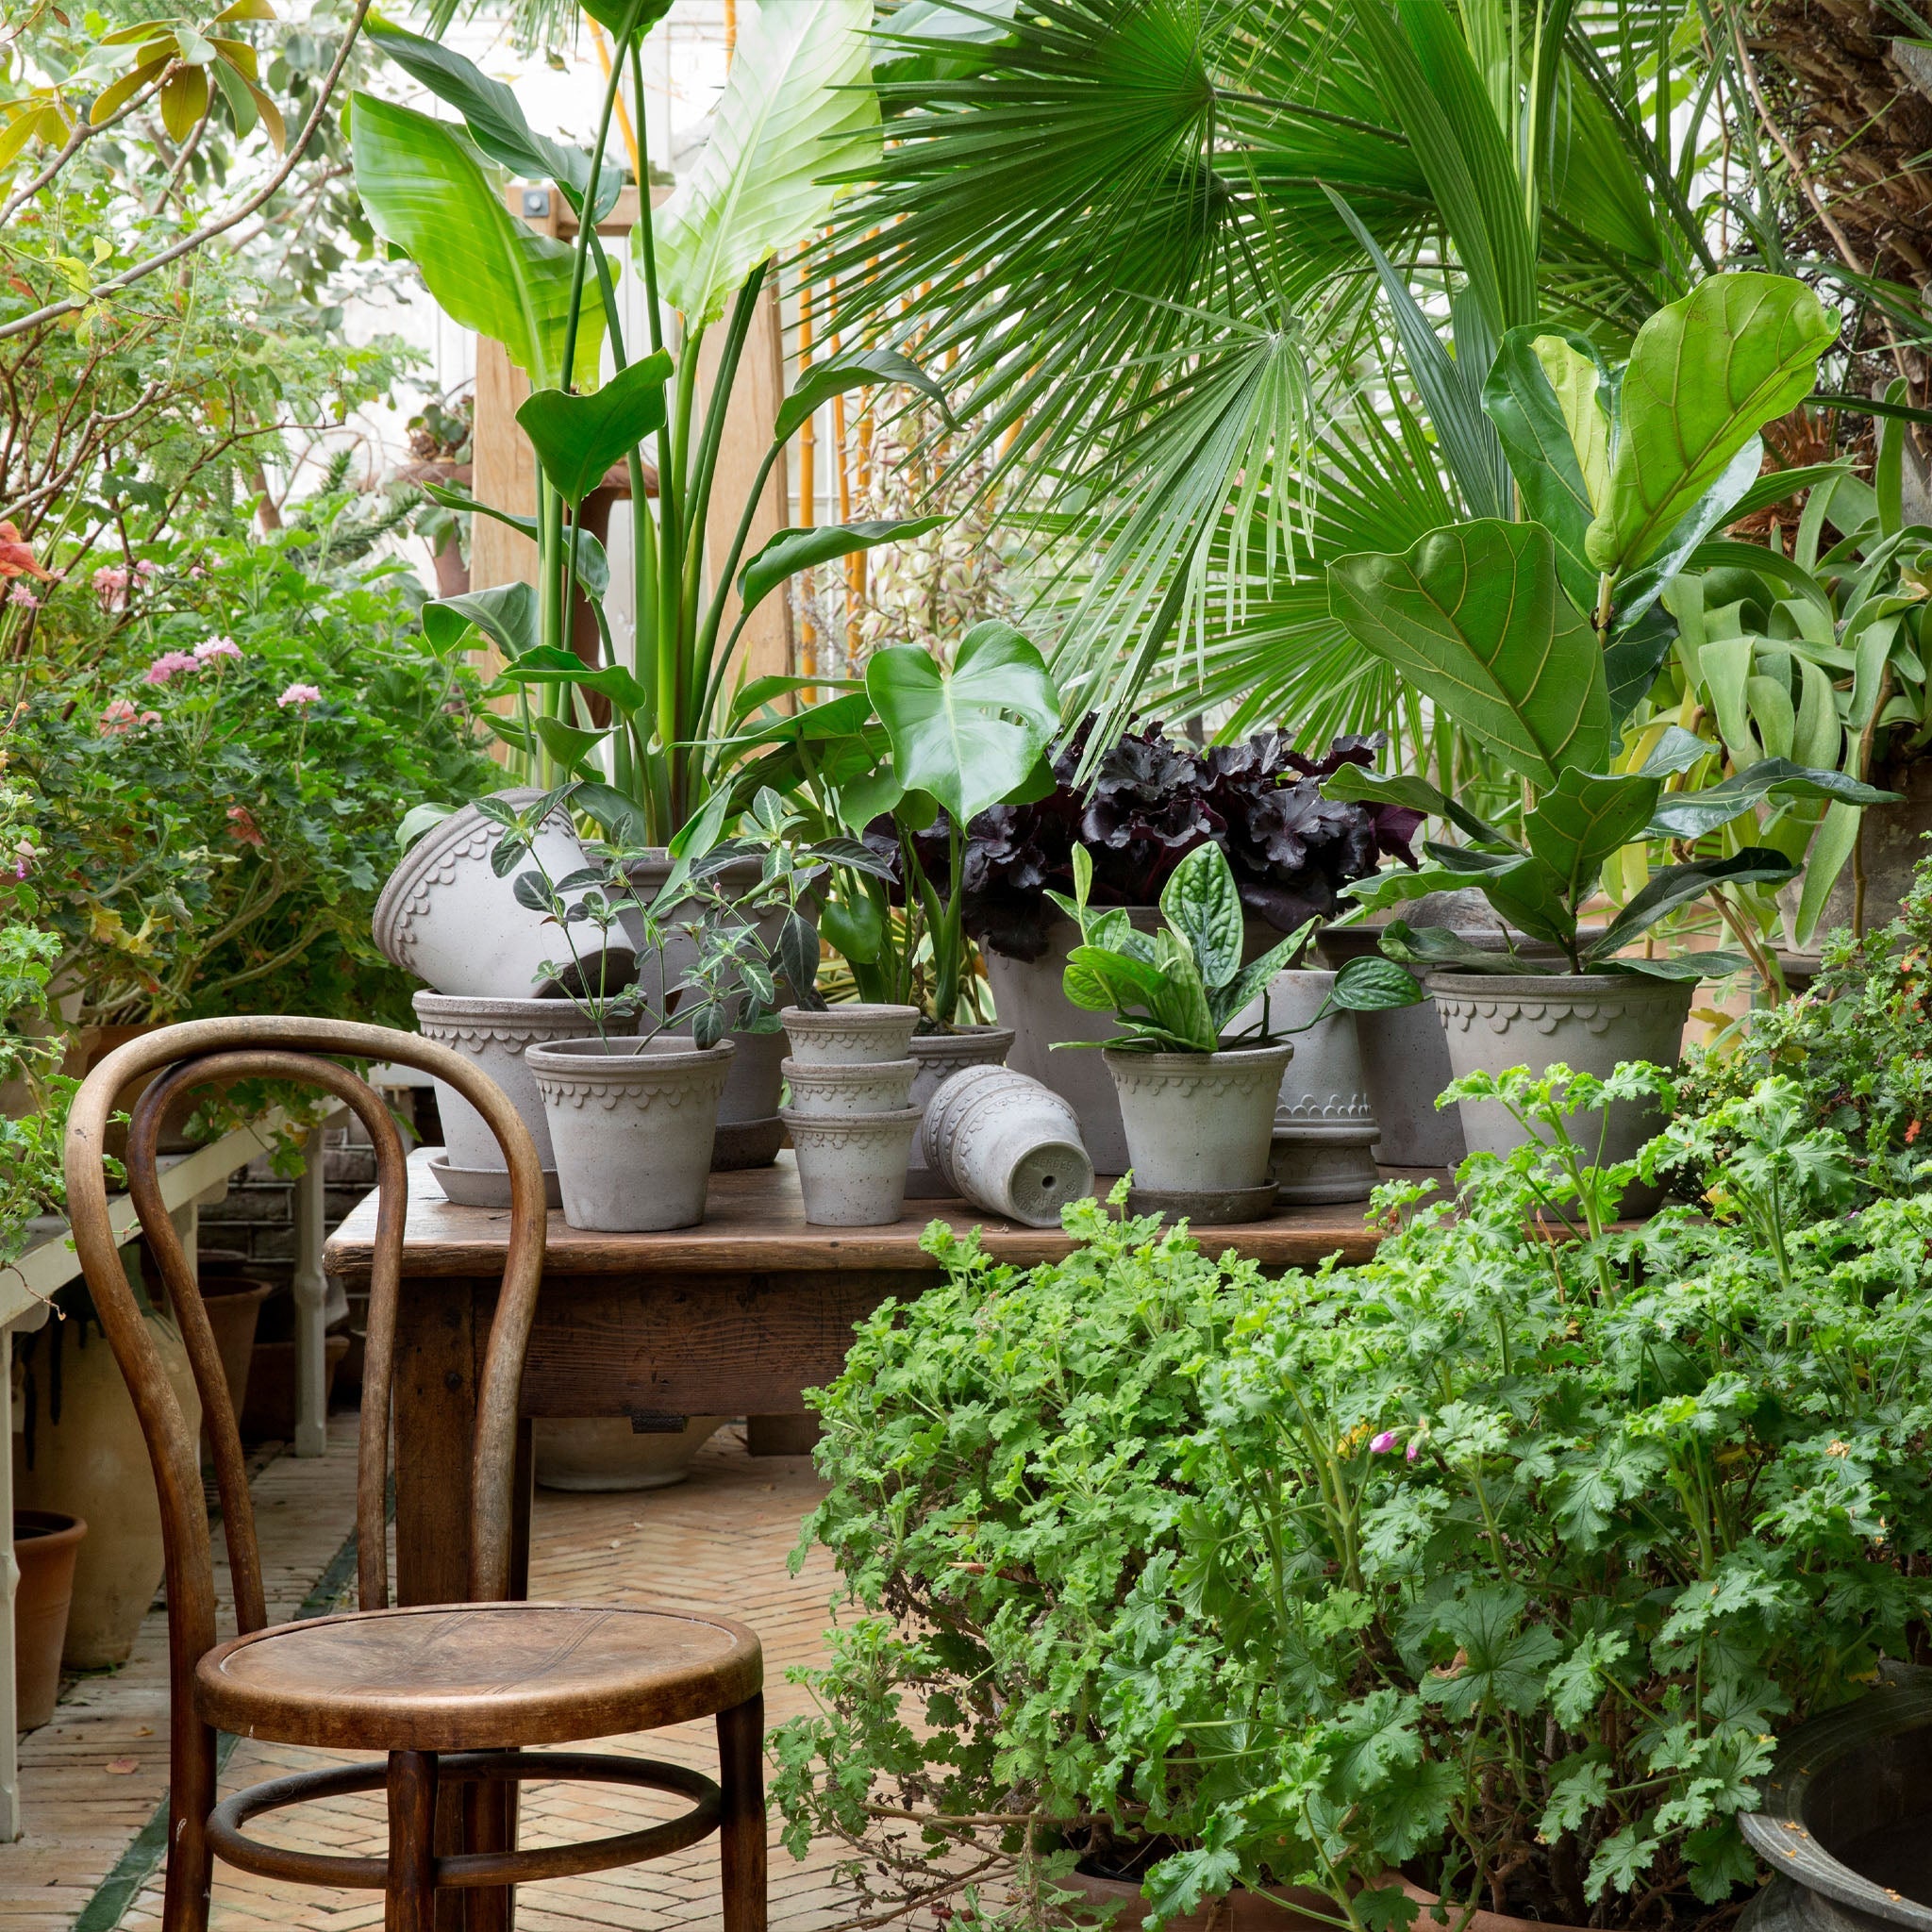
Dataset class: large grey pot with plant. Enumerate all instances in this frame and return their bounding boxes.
[1106,1043,1293,1193]
[526,1036,734,1232]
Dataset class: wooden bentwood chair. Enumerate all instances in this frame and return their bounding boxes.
[65,1017,766,1932]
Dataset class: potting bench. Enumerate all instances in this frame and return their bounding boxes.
[325,1149,1401,1607]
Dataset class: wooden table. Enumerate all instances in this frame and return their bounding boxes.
[325,1148,1398,1610]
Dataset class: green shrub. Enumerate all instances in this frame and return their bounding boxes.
[777,1072,1932,1932]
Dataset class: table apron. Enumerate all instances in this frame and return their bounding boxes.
[495,1268,929,1419]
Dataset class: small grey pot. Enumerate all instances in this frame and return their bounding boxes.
[922,1065,1093,1227]
[780,1106,922,1225]
[1103,1043,1293,1195]
[780,1004,922,1066]
[525,1035,734,1232]
[905,1026,1016,1197]
[781,1057,918,1116]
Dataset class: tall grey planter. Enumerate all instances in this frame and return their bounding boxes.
[1429,972,1695,1209]
[1254,971,1380,1205]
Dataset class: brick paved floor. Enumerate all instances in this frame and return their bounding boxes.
[3,1426,853,1932]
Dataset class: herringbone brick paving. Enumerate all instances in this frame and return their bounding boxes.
[3,1427,856,1932]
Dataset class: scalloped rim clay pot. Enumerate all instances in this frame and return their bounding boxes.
[373,789,634,1000]
[906,1026,1016,1197]
[1428,970,1694,1211]
[526,1036,734,1232]
[922,1064,1093,1226]
[1253,970,1380,1205]
[413,991,626,1173]
[781,1004,921,1065]
[1104,1044,1294,1196]
[781,1057,918,1116]
[779,1105,921,1225]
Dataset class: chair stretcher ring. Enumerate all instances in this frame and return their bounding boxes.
[206,1751,723,1889]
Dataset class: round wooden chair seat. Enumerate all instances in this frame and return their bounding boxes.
[196,1603,762,1752]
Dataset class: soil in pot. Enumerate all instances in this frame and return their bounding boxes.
[533,1416,726,1491]
[526,1035,734,1233]
[13,1508,86,1729]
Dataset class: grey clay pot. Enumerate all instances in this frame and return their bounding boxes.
[525,1035,734,1232]
[780,1106,922,1225]
[780,1004,921,1065]
[921,1065,1093,1226]
[1104,1043,1294,1195]
[1253,971,1381,1205]
[905,1026,1015,1197]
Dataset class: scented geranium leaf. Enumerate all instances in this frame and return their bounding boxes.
[1326,1687,1424,1792]
[1588,1824,1659,1903]
[1548,1629,1631,1726]
[1329,520,1611,786]
[1144,1818,1246,1924]
[1373,1757,1463,1862]
[1540,1757,1612,1839]
[1587,275,1837,580]
[1422,1588,1564,1718]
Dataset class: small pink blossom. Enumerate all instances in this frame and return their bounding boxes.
[143,650,198,685]
[276,682,323,708]
[187,564,207,580]
[1369,1429,1400,1455]
[226,805,265,848]
[133,559,158,577]
[194,635,242,663]
[1407,1438,1423,1464]
[99,698,160,736]
[92,565,131,610]
[8,586,39,608]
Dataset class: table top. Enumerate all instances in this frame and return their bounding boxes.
[324,1147,1420,1279]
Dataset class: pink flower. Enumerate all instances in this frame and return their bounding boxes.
[1407,1438,1423,1464]
[187,564,207,580]
[142,650,198,685]
[7,586,39,608]
[277,682,323,708]
[194,636,242,663]
[226,805,265,848]
[92,565,131,610]
[99,698,159,735]
[133,559,158,577]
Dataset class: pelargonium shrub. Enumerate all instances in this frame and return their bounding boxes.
[958,720,1422,958]
[775,1071,1932,1932]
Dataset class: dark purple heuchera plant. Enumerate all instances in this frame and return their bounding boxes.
[958,720,1424,960]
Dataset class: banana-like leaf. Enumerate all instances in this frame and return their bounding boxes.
[366,20,625,222]
[774,347,948,445]
[350,93,602,390]
[1328,519,1610,786]
[533,714,611,774]
[865,620,1058,825]
[1586,846,1799,960]
[1481,326,1606,609]
[517,353,673,508]
[738,517,944,618]
[494,645,651,719]
[652,0,879,330]
[1586,275,1836,580]
[420,483,611,598]
[1523,768,1660,906]
[423,581,538,659]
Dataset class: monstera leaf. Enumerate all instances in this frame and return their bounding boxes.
[865,621,1059,825]
[1586,275,1835,579]
[1328,520,1611,786]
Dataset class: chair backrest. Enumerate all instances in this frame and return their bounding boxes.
[63,1018,548,1678]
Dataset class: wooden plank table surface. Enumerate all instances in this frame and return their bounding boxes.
[325,1148,1407,1608]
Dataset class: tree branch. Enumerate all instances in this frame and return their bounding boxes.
[0,0,374,343]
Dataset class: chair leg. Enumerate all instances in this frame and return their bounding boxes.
[387,1750,441,1932]
[161,1718,218,1932]
[463,1758,518,1932]
[717,1693,767,1932]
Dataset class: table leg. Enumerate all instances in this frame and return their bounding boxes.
[392,1275,480,1608]
[292,1124,328,1457]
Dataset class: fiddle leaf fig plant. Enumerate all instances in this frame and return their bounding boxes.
[1055,841,1421,1052]
[1324,274,1893,981]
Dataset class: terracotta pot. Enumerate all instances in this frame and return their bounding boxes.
[532,1416,725,1491]
[14,1310,202,1667]
[240,1332,350,1444]
[198,1275,271,1436]
[12,1508,86,1729]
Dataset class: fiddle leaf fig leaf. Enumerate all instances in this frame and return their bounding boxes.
[1329,520,1610,786]
[1523,770,1661,908]
[1586,275,1836,580]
